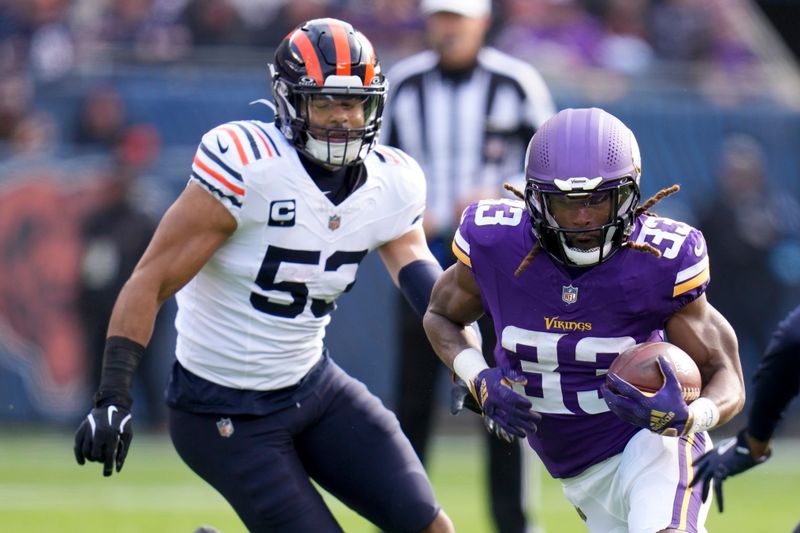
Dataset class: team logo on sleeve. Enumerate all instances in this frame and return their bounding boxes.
[328,214,341,231]
[269,199,296,227]
[561,284,579,305]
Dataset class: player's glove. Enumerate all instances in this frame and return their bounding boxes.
[689,428,771,512]
[467,367,541,440]
[73,404,133,477]
[601,355,691,436]
[451,378,516,442]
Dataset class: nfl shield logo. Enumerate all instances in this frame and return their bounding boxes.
[328,214,341,231]
[216,417,234,438]
[562,284,579,305]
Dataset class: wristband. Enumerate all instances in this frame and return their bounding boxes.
[453,347,489,385]
[93,336,146,410]
[467,322,483,346]
[686,397,720,434]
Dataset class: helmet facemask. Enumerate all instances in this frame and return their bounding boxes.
[300,87,384,166]
[525,178,640,267]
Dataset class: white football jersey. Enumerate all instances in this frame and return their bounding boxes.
[175,120,425,390]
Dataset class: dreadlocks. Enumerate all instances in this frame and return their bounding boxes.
[504,183,682,276]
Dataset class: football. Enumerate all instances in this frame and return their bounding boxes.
[607,341,701,402]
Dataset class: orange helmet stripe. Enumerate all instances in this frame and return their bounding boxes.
[290,30,324,85]
[328,21,351,77]
[360,34,375,86]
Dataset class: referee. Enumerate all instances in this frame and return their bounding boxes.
[382,1,556,532]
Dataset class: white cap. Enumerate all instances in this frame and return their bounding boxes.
[420,0,491,18]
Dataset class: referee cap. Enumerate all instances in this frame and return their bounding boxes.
[421,0,491,17]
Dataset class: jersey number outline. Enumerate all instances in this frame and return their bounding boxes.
[474,200,524,227]
[250,245,368,318]
[502,327,637,415]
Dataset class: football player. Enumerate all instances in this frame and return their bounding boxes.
[73,18,456,533]
[691,303,800,515]
[423,107,745,533]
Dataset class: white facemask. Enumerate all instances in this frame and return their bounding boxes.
[305,136,365,167]
[559,226,617,266]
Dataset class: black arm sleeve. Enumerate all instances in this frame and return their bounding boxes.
[397,259,442,318]
[93,336,146,410]
[746,305,800,442]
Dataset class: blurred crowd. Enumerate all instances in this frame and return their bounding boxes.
[0,0,778,159]
[0,0,760,79]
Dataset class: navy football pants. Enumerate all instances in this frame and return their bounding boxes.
[169,360,440,532]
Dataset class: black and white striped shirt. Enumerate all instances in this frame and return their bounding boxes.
[382,47,556,236]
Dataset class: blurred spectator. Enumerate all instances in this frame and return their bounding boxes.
[341,0,425,65]
[0,72,34,144]
[645,0,714,63]
[594,0,655,74]
[646,0,755,66]
[180,0,248,47]
[9,110,58,156]
[246,0,332,48]
[697,133,800,383]
[494,0,607,72]
[77,123,166,428]
[73,85,128,149]
[10,0,76,81]
[72,0,191,62]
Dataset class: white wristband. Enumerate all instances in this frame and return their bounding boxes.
[467,322,483,346]
[453,347,489,384]
[687,398,720,434]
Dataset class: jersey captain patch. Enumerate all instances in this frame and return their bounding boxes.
[269,199,296,227]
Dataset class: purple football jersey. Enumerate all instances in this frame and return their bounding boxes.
[452,199,710,478]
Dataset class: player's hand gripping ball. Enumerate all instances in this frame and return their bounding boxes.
[601,342,702,436]
[608,342,701,401]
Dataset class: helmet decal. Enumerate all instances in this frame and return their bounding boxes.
[288,29,324,86]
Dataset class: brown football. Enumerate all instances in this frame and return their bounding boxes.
[607,341,701,403]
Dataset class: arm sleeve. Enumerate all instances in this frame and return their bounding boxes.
[746,306,800,441]
[398,260,442,318]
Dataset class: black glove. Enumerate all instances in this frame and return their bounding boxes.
[74,404,133,477]
[690,428,771,512]
[451,378,482,415]
[451,377,528,443]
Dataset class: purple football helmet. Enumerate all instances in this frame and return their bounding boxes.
[523,108,641,267]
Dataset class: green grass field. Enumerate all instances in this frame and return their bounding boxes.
[0,428,797,532]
